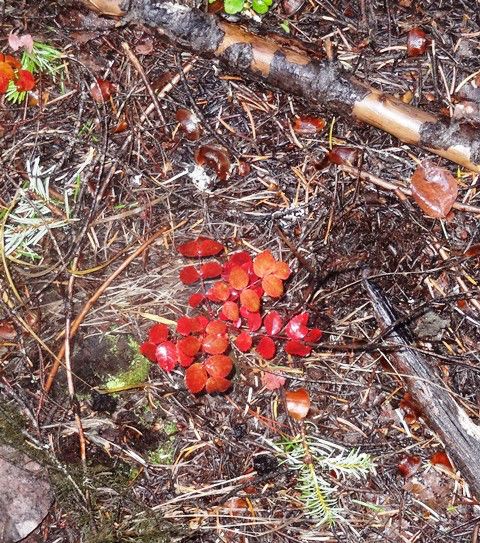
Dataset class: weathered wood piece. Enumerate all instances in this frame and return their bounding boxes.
[80,0,480,172]
[364,278,480,500]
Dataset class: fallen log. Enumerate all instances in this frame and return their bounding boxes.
[80,0,480,172]
[364,278,480,500]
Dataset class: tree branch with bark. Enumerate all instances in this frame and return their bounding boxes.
[80,0,480,172]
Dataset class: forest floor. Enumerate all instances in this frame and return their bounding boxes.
[1,0,480,541]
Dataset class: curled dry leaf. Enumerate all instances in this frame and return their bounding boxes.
[195,144,232,181]
[407,27,429,57]
[90,78,115,102]
[176,108,202,141]
[430,451,453,471]
[398,455,421,478]
[0,320,16,341]
[283,0,305,15]
[261,370,286,390]
[293,115,326,134]
[328,146,359,165]
[411,161,458,218]
[285,388,310,420]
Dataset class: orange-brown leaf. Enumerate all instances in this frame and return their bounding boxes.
[228,266,249,290]
[262,275,284,298]
[285,388,311,420]
[411,161,457,218]
[240,288,260,312]
[253,250,276,278]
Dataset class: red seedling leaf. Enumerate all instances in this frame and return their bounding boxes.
[196,315,210,331]
[235,331,253,352]
[205,376,231,393]
[176,316,205,336]
[256,336,276,360]
[179,265,200,285]
[398,455,421,478]
[203,334,229,355]
[208,281,231,302]
[0,61,15,81]
[91,78,115,102]
[411,161,457,218]
[1,54,22,69]
[253,250,277,278]
[285,340,311,356]
[261,371,286,390]
[222,300,239,321]
[205,320,227,336]
[200,261,223,279]
[188,292,205,308]
[273,260,291,280]
[204,354,233,378]
[15,69,35,92]
[240,308,262,332]
[178,237,225,258]
[430,451,453,471]
[176,347,194,368]
[264,310,283,336]
[407,27,429,57]
[293,115,326,134]
[139,341,157,362]
[240,289,260,312]
[285,388,311,420]
[148,323,169,344]
[285,313,309,339]
[178,336,201,357]
[155,341,177,371]
[194,144,232,181]
[185,363,208,393]
[305,328,323,343]
[229,266,249,290]
[262,275,284,298]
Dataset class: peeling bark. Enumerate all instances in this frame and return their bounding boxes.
[79,0,480,171]
[365,279,480,500]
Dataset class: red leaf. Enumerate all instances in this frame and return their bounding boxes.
[305,328,323,343]
[229,266,249,290]
[148,323,169,344]
[91,78,115,102]
[204,354,233,378]
[155,341,177,371]
[235,331,253,352]
[411,161,457,218]
[178,237,225,258]
[0,72,9,93]
[185,363,208,393]
[264,311,283,336]
[176,316,195,335]
[430,451,453,471]
[0,61,15,81]
[240,289,260,312]
[194,144,232,181]
[205,376,231,393]
[240,308,262,332]
[140,341,157,362]
[253,250,277,278]
[285,388,311,420]
[285,340,311,356]
[285,313,309,339]
[273,260,291,280]
[178,336,201,357]
[179,265,200,285]
[188,293,205,308]
[207,281,231,302]
[293,115,326,135]
[398,455,421,478]
[200,261,223,279]
[256,336,276,360]
[261,371,286,390]
[15,69,35,92]
[222,301,239,321]
[262,275,284,298]
[177,347,194,368]
[205,320,227,335]
[407,27,429,57]
[203,334,229,355]
[195,315,210,331]
[223,251,253,279]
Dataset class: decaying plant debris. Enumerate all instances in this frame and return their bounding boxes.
[1,0,480,542]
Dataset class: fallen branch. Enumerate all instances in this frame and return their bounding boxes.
[364,278,480,500]
[80,0,480,172]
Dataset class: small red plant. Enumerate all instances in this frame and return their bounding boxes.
[0,53,35,94]
[140,237,323,394]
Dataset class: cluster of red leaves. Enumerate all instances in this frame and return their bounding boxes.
[0,53,35,94]
[140,237,323,395]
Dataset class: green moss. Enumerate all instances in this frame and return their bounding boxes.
[147,421,177,465]
[102,337,151,392]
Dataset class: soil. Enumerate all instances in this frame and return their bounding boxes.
[1,1,480,542]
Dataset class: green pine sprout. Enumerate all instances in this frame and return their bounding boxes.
[267,432,375,526]
[6,41,64,104]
